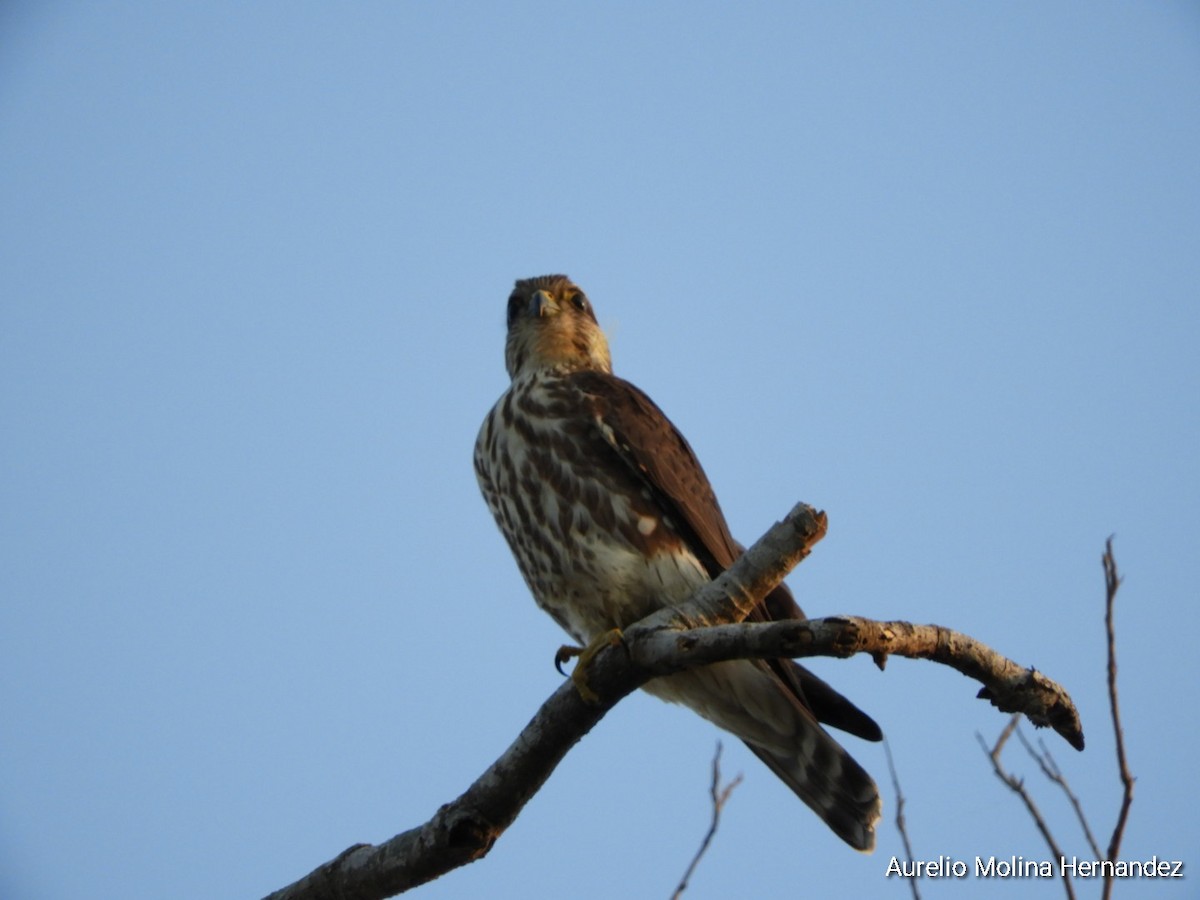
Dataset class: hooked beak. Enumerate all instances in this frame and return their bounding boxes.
[530,290,560,318]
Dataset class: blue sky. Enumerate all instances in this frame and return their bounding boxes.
[2,4,1198,899]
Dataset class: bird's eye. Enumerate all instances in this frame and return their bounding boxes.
[506,294,522,326]
[570,293,590,314]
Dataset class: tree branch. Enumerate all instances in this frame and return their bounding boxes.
[1015,730,1102,860]
[670,742,742,899]
[978,717,1076,900]
[884,739,921,900]
[1102,537,1133,900]
[264,503,1084,900]
[624,616,1083,750]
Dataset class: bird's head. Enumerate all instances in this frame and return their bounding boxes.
[503,274,612,379]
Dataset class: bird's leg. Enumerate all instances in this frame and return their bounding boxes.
[554,628,624,703]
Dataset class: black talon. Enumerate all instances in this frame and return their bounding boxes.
[554,644,580,676]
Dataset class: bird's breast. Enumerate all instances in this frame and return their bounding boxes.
[475,374,709,643]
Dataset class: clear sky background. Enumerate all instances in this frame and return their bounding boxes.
[2,4,1198,899]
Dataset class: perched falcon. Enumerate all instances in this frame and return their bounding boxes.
[474,274,883,850]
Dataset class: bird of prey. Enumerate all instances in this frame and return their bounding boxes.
[474,274,882,850]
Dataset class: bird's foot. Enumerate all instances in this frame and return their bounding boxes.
[554,628,624,703]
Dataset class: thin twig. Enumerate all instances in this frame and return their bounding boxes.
[671,742,742,899]
[883,739,920,900]
[1102,538,1134,900]
[978,716,1076,900]
[1014,728,1102,859]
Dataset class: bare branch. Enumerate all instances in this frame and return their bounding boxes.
[650,501,829,630]
[670,742,742,899]
[978,539,1135,900]
[1014,729,1102,859]
[978,717,1076,900]
[264,503,1084,900]
[263,503,826,900]
[1102,538,1134,899]
[627,616,1083,751]
[883,739,920,900]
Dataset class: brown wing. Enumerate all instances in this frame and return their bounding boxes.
[572,370,881,742]
[572,370,740,574]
